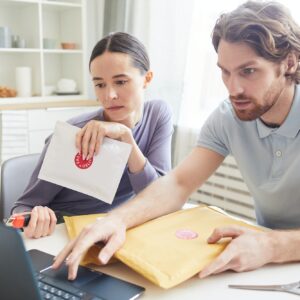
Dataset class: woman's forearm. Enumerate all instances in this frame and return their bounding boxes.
[124,131,147,173]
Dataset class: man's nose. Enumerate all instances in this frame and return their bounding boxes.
[227,76,244,97]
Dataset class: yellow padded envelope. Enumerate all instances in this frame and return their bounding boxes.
[64,206,261,289]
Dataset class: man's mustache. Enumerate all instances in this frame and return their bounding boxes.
[230,95,251,101]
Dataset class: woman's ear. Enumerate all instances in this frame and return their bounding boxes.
[143,71,153,88]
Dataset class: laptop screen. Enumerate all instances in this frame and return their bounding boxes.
[0,223,145,300]
[0,223,41,300]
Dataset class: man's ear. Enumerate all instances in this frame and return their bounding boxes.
[143,71,153,88]
[284,52,298,75]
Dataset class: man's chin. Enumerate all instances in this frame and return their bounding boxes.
[234,110,258,121]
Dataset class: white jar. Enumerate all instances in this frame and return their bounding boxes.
[16,67,32,97]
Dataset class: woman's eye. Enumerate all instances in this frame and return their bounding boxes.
[96,83,105,88]
[116,80,127,86]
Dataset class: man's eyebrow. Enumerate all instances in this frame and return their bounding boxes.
[217,60,258,71]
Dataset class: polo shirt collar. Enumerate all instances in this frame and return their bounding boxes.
[257,85,300,138]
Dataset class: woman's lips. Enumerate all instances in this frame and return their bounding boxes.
[107,106,124,111]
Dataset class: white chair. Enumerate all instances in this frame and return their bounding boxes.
[0,153,40,220]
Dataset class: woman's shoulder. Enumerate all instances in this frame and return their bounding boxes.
[67,108,103,128]
[144,99,172,118]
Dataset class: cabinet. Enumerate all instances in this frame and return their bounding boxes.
[0,0,90,107]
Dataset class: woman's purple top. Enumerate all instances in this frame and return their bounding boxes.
[12,100,173,215]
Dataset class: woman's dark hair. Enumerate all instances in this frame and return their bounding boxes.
[212,1,300,83]
[89,32,150,74]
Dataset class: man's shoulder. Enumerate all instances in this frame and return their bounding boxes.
[209,99,235,122]
[206,99,258,137]
[204,99,253,134]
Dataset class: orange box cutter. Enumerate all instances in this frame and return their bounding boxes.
[6,214,31,228]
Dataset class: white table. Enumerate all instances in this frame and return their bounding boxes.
[24,224,300,299]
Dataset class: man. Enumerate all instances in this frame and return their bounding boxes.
[53,1,300,280]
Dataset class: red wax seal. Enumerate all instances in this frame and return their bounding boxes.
[175,229,198,240]
[74,152,93,169]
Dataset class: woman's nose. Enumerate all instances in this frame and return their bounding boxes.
[106,86,118,101]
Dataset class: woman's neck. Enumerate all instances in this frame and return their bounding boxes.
[103,105,143,129]
[123,109,142,128]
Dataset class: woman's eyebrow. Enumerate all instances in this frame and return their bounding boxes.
[112,74,129,79]
[92,77,103,81]
[92,74,129,81]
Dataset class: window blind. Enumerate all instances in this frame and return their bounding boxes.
[190,155,256,221]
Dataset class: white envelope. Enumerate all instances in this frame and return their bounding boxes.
[38,121,132,204]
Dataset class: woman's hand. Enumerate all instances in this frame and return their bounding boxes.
[76,120,132,160]
[22,206,57,239]
[199,225,275,278]
[52,215,126,280]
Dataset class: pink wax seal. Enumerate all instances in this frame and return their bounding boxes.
[175,229,198,240]
[74,152,93,169]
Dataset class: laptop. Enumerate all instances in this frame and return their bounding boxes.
[0,222,145,300]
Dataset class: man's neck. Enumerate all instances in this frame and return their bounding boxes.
[260,83,296,126]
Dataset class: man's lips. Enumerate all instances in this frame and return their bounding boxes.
[232,100,252,110]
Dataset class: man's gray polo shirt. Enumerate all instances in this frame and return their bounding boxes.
[197,85,300,229]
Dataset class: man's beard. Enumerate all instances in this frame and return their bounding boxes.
[231,96,272,121]
[230,80,285,121]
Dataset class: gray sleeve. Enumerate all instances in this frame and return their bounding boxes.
[11,138,63,214]
[128,102,173,194]
[197,106,230,157]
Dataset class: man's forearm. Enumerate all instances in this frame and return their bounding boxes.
[109,172,188,229]
[109,147,225,230]
[107,147,224,230]
[270,229,300,263]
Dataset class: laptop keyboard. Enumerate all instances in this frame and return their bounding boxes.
[36,273,98,300]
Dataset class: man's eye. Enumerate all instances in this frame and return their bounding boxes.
[243,68,255,75]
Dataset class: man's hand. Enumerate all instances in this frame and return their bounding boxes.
[23,206,57,239]
[199,225,275,278]
[52,215,126,280]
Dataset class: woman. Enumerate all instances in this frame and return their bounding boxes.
[12,32,173,238]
